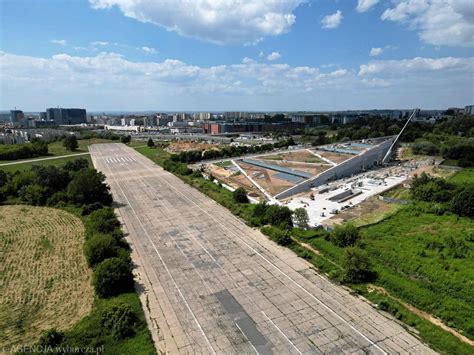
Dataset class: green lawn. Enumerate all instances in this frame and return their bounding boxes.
[47,138,114,156]
[0,155,92,173]
[134,146,171,166]
[62,293,155,354]
[214,160,232,167]
[449,168,474,184]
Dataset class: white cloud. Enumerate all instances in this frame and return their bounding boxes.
[259,51,265,57]
[50,39,67,46]
[89,0,304,45]
[359,56,473,75]
[91,41,109,46]
[141,46,157,54]
[381,0,474,47]
[1,52,471,110]
[267,52,282,61]
[356,0,379,12]
[370,47,384,56]
[321,10,343,29]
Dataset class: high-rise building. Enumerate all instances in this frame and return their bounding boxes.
[46,108,87,125]
[9,110,25,126]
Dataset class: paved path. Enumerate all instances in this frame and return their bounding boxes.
[0,152,89,166]
[90,143,435,355]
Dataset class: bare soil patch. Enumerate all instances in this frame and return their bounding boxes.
[167,141,219,153]
[313,150,354,164]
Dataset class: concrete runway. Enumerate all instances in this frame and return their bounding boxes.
[90,143,434,354]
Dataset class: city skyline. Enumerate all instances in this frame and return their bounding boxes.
[1,0,473,111]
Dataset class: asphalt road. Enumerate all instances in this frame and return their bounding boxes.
[90,143,434,355]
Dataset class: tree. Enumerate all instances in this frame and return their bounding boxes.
[67,169,112,206]
[147,137,155,148]
[331,224,360,247]
[120,135,131,144]
[63,135,78,151]
[450,186,474,217]
[93,257,134,298]
[100,301,136,340]
[84,234,119,267]
[33,165,70,195]
[264,205,293,229]
[19,184,48,205]
[233,187,249,203]
[342,247,376,283]
[63,158,89,172]
[293,208,309,229]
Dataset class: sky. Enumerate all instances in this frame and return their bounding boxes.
[0,0,473,111]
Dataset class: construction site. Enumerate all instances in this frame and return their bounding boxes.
[203,111,423,227]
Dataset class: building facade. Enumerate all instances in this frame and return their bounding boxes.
[46,108,87,125]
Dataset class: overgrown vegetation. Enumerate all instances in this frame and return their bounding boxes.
[0,138,48,160]
[174,137,296,164]
[0,159,154,352]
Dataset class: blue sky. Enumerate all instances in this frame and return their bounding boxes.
[1,0,473,111]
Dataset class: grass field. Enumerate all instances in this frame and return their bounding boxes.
[449,168,474,184]
[0,205,94,348]
[0,155,92,173]
[362,205,474,338]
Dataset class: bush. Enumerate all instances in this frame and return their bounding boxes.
[93,258,134,298]
[87,208,121,235]
[342,247,376,283]
[233,187,248,203]
[412,140,439,155]
[0,140,48,160]
[262,226,292,246]
[84,234,119,267]
[450,186,474,217]
[82,202,104,216]
[100,301,136,340]
[410,173,457,203]
[331,224,360,247]
[120,135,131,144]
[147,137,155,148]
[38,328,64,347]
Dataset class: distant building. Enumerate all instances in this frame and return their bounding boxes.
[46,108,87,125]
[157,115,173,126]
[465,105,474,115]
[202,121,302,134]
[10,110,24,126]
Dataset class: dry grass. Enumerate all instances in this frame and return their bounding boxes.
[323,196,401,228]
[313,150,353,164]
[166,141,219,153]
[0,205,93,348]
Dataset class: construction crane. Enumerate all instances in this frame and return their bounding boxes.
[381,108,419,165]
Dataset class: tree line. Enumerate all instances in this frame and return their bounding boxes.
[174,137,296,164]
[0,139,48,160]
